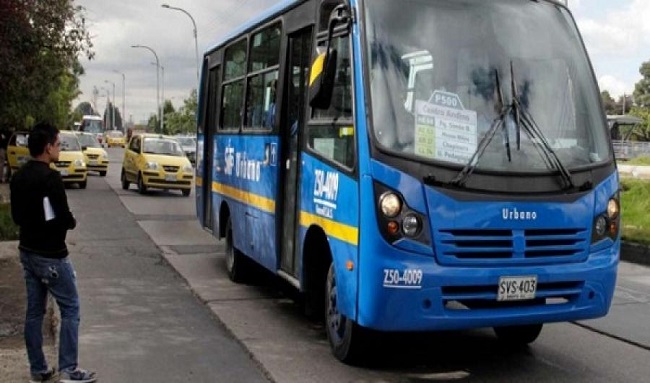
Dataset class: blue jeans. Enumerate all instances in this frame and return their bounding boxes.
[20,251,80,375]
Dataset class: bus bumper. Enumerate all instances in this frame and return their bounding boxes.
[357,242,619,331]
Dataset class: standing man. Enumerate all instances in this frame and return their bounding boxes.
[10,122,97,383]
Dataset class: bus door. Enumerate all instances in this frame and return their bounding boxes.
[280,27,313,276]
[202,64,220,231]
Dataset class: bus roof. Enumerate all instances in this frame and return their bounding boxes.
[205,0,303,54]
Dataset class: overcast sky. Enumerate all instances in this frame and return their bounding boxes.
[73,0,648,124]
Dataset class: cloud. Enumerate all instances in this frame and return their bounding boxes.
[598,75,631,98]
[75,0,281,124]
[575,0,650,55]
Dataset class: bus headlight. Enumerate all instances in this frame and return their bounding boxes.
[402,214,421,237]
[379,193,402,218]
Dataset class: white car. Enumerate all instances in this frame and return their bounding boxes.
[175,136,197,165]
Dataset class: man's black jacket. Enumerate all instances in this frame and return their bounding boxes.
[10,160,76,258]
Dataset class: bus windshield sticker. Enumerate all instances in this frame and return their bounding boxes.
[414,90,478,164]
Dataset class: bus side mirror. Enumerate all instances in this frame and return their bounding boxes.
[309,50,338,110]
[309,3,351,110]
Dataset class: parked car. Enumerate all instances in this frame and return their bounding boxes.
[121,133,193,196]
[6,131,30,179]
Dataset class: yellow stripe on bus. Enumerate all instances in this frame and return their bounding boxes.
[196,176,203,187]
[212,182,276,214]
[299,211,359,246]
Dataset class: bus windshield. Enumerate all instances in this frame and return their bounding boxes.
[365,0,611,173]
[81,118,103,134]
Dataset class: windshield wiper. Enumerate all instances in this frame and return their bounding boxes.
[450,69,511,188]
[509,62,575,190]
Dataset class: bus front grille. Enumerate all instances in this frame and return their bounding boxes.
[436,228,589,265]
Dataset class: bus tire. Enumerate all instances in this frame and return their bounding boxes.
[325,262,366,364]
[494,324,543,345]
[225,218,247,283]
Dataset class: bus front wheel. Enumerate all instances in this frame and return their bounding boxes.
[325,262,367,364]
[494,324,543,345]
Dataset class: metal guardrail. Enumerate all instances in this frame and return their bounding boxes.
[612,140,650,161]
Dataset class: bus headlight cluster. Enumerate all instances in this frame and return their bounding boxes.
[592,196,620,243]
[375,184,430,244]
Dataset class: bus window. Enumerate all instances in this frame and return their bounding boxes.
[308,34,354,168]
[221,39,247,130]
[246,23,281,130]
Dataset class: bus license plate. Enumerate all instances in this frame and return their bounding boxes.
[497,276,537,301]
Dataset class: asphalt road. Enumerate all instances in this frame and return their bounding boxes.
[71,147,650,383]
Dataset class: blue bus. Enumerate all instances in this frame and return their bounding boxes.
[196,0,620,363]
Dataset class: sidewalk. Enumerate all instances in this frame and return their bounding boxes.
[0,242,58,382]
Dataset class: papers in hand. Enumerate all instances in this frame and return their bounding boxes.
[43,197,56,221]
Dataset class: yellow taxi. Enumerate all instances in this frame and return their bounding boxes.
[6,131,30,179]
[121,134,193,196]
[76,132,109,176]
[104,130,126,148]
[53,131,88,188]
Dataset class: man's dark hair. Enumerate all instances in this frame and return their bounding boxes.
[28,122,59,157]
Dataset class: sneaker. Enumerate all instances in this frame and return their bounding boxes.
[30,367,57,382]
[58,369,97,383]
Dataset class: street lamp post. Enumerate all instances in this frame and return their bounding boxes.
[151,62,166,133]
[162,4,199,84]
[113,70,126,131]
[131,44,163,133]
[104,80,116,131]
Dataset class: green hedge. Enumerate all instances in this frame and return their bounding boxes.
[620,179,650,245]
[0,203,19,241]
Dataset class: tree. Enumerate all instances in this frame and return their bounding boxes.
[633,61,650,108]
[601,91,617,115]
[102,103,123,131]
[0,0,93,130]
[164,90,197,135]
